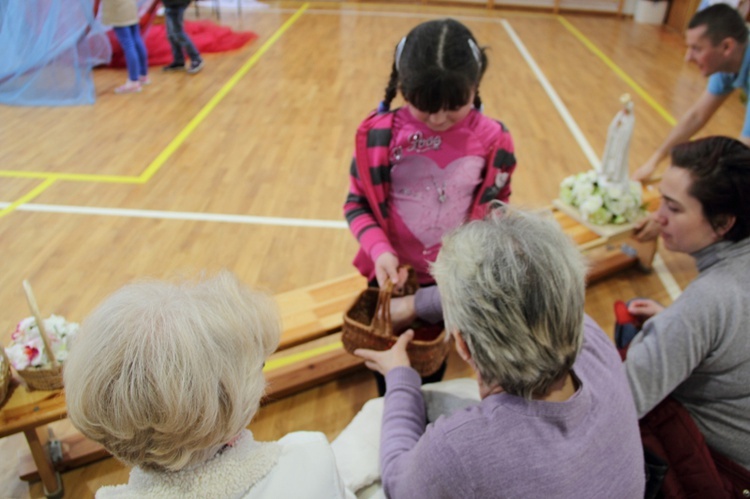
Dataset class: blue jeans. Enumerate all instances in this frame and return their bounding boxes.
[113,25,148,82]
[165,5,201,64]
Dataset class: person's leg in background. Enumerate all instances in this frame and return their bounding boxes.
[163,6,186,71]
[175,5,203,74]
[112,25,142,94]
[163,5,203,73]
[129,24,149,84]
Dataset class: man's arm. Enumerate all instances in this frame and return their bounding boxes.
[633,90,729,181]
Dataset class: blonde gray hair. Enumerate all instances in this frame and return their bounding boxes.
[64,271,280,471]
[431,206,587,400]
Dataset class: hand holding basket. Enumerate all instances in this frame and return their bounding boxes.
[342,271,450,376]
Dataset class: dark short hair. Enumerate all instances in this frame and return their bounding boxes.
[688,3,748,45]
[671,136,750,241]
[381,19,487,113]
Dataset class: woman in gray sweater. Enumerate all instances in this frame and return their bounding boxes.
[625,136,750,470]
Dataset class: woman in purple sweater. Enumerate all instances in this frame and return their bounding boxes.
[355,206,645,498]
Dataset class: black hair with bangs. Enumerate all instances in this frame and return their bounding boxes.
[380,19,487,114]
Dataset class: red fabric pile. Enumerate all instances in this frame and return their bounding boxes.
[108,21,257,67]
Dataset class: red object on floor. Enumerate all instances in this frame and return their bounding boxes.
[614,300,637,325]
[108,21,257,67]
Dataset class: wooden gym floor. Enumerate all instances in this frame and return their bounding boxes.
[0,2,744,496]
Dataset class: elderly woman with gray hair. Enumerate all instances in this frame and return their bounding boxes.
[64,272,354,498]
[355,207,645,498]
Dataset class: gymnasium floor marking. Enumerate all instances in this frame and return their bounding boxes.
[0,171,141,183]
[0,179,57,219]
[501,19,601,170]
[651,253,683,300]
[264,341,343,372]
[139,2,310,182]
[0,202,349,229]
[557,16,678,126]
[0,3,310,219]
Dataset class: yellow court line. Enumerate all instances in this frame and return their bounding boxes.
[0,171,141,184]
[263,340,344,372]
[138,2,311,182]
[0,178,57,219]
[557,16,677,126]
[0,3,310,219]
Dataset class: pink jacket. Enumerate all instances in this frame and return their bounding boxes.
[343,109,516,281]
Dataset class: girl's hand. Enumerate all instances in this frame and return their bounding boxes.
[354,330,414,376]
[627,299,665,320]
[375,252,400,288]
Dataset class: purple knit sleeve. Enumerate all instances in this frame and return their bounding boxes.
[414,286,443,324]
[380,367,426,493]
[380,367,472,497]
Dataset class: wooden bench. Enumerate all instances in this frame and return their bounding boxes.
[0,194,659,495]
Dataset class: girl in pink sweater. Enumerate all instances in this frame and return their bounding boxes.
[343,19,517,338]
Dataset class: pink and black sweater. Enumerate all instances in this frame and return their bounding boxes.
[343,107,516,284]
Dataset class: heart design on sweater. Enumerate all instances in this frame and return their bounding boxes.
[390,155,484,249]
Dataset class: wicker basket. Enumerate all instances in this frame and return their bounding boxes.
[342,271,450,376]
[12,280,65,391]
[17,363,63,391]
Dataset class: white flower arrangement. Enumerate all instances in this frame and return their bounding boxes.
[5,315,78,370]
[560,170,644,225]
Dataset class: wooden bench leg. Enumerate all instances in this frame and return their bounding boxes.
[23,426,63,498]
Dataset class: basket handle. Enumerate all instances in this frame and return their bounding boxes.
[22,280,59,367]
[372,279,394,337]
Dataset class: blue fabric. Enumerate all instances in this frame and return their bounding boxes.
[113,25,148,82]
[165,5,200,64]
[0,0,111,106]
[707,43,750,137]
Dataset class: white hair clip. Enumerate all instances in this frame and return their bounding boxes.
[468,38,482,69]
[395,36,407,72]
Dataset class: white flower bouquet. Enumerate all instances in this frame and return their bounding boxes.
[5,315,78,370]
[559,170,644,225]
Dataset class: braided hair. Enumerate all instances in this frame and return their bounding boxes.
[380,19,487,113]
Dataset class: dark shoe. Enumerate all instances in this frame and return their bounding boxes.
[187,59,204,74]
[162,62,186,72]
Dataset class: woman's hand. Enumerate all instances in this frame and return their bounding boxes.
[354,330,414,376]
[633,215,661,242]
[375,252,400,288]
[627,298,665,321]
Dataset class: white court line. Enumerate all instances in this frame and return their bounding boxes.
[265,7,512,22]
[0,202,348,229]
[500,20,601,171]
[650,253,682,300]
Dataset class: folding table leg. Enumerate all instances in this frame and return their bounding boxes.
[23,426,63,499]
